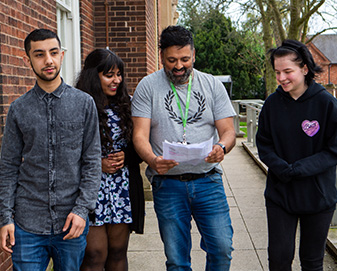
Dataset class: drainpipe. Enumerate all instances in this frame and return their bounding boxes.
[105,0,109,49]
[328,64,332,84]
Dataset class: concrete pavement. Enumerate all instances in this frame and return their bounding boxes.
[127,138,337,270]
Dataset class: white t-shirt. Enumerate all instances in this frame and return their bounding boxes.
[131,68,236,179]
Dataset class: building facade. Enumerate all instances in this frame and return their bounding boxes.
[0,1,178,270]
[307,34,337,96]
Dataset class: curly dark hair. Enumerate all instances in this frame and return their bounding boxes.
[75,49,132,150]
[269,39,322,86]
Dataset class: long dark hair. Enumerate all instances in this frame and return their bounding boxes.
[75,49,132,149]
[269,39,322,86]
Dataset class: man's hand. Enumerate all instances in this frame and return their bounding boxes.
[102,151,125,174]
[133,116,179,175]
[205,117,236,164]
[149,156,179,175]
[205,144,225,164]
[0,224,15,253]
[62,213,86,240]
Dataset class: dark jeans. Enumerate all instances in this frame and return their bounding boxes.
[266,204,334,271]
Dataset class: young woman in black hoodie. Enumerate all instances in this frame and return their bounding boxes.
[256,39,337,271]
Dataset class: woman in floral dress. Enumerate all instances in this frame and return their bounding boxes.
[76,49,144,271]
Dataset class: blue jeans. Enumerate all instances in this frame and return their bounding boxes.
[12,221,89,271]
[152,172,233,271]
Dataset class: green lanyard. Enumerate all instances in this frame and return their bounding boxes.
[170,75,192,144]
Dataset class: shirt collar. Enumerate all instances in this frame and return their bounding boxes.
[34,79,66,100]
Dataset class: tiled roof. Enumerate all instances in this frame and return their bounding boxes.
[311,34,337,63]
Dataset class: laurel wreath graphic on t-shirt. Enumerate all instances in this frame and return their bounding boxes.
[164,90,206,124]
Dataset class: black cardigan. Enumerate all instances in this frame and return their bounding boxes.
[124,142,145,234]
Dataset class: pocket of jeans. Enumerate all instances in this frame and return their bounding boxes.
[151,176,164,193]
[208,172,223,185]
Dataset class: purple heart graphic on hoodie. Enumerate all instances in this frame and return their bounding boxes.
[301,120,320,137]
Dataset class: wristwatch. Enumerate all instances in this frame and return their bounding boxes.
[215,142,227,154]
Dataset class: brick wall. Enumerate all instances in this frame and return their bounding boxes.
[0,1,161,269]
[330,65,337,85]
[145,0,159,74]
[79,0,96,63]
[0,1,57,269]
[93,0,158,93]
[0,0,57,147]
[0,0,161,142]
[308,42,337,86]
[0,1,57,268]
[308,44,329,85]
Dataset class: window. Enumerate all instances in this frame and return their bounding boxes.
[56,0,81,86]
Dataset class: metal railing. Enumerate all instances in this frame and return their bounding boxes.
[232,99,264,146]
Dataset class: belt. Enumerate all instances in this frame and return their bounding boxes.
[162,168,217,182]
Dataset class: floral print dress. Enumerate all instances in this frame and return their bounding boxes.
[89,107,132,226]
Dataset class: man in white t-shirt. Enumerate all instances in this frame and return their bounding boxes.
[132,25,236,271]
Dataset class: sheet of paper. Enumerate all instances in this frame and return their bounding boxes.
[162,138,213,165]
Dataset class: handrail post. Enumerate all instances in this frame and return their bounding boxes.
[246,106,253,143]
[232,100,241,135]
[252,107,257,147]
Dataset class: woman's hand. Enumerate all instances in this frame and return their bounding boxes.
[102,151,125,174]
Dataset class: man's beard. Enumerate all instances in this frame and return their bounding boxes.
[31,65,61,82]
[164,66,193,85]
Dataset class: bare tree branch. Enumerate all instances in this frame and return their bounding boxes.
[298,0,325,25]
[269,0,286,41]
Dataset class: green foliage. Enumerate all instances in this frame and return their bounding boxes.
[240,122,247,137]
[177,4,266,99]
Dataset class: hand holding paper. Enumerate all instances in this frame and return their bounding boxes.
[163,138,213,165]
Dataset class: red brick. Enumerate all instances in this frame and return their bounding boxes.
[0,0,159,170]
[308,42,337,86]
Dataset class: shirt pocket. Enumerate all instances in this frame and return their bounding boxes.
[59,121,84,150]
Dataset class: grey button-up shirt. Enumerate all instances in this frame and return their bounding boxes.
[0,81,102,235]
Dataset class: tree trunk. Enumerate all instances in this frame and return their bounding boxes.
[256,0,277,97]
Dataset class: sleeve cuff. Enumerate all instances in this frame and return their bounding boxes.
[0,213,14,228]
[70,206,90,221]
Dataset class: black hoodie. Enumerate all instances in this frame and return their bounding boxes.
[256,81,337,214]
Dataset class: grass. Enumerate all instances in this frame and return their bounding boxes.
[240,121,247,137]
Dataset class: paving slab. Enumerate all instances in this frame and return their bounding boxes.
[128,138,337,270]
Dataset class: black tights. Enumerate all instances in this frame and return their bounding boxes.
[266,205,334,271]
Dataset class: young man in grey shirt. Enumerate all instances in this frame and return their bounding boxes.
[0,29,101,270]
[132,25,236,270]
